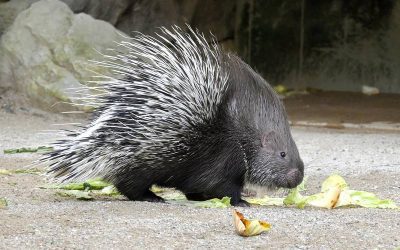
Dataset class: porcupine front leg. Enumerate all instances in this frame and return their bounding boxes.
[113,169,164,202]
[213,182,250,207]
[185,184,249,207]
[184,141,250,206]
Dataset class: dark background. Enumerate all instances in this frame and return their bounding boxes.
[61,0,400,93]
[2,0,400,94]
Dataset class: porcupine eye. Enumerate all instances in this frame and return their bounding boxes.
[280,152,286,158]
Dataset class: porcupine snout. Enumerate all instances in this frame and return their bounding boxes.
[285,160,304,188]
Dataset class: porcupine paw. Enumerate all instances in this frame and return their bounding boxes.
[140,190,165,203]
[234,199,251,207]
[185,193,209,201]
[230,198,251,207]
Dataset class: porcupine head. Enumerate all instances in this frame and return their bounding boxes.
[224,54,304,196]
[42,26,304,206]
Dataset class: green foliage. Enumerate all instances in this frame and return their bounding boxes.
[4,146,53,154]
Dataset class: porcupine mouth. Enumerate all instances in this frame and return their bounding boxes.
[272,170,304,189]
[244,170,304,193]
[244,175,303,199]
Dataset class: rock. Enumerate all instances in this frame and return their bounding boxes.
[0,0,38,36]
[0,0,125,112]
[59,0,234,39]
[0,0,237,41]
[114,0,198,36]
[190,0,236,42]
[61,0,131,27]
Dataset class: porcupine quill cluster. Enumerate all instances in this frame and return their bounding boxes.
[42,26,304,205]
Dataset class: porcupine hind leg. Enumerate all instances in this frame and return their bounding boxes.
[115,182,164,202]
[112,169,164,202]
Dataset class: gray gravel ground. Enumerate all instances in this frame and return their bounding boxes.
[0,111,399,249]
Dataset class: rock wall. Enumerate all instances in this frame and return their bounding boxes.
[245,0,400,93]
[0,0,399,113]
[0,0,238,41]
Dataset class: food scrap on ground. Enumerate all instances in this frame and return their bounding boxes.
[3,146,53,154]
[151,186,232,208]
[40,178,112,191]
[0,168,42,175]
[233,210,271,237]
[56,190,93,200]
[273,84,310,97]
[41,178,119,200]
[0,198,7,209]
[283,174,398,209]
[244,196,284,206]
[40,175,398,209]
[194,197,231,208]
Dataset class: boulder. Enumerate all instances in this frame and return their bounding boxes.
[0,0,237,41]
[0,0,125,111]
[0,0,38,36]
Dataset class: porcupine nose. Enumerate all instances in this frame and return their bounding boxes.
[286,161,304,188]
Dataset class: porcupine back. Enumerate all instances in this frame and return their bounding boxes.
[42,26,229,183]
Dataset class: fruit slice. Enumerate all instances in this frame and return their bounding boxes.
[233,210,271,237]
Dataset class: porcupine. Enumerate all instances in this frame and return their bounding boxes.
[43,26,304,206]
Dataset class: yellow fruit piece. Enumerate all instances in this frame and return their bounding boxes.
[233,210,271,237]
[245,196,284,206]
[321,174,348,192]
[307,185,341,209]
[335,190,398,209]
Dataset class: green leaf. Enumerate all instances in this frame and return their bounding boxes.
[83,178,112,190]
[283,174,399,210]
[283,188,308,208]
[194,197,231,208]
[283,178,309,208]
[0,169,12,175]
[335,190,398,209]
[150,185,165,193]
[3,146,53,154]
[0,198,7,208]
[0,168,42,175]
[159,191,186,201]
[59,183,86,190]
[41,178,111,191]
[296,177,308,191]
[13,168,42,174]
[99,186,120,196]
[56,190,93,200]
[36,146,54,153]
[245,196,284,206]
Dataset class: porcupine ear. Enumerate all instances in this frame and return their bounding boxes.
[261,131,278,148]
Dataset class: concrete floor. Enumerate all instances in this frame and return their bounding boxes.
[0,107,399,249]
